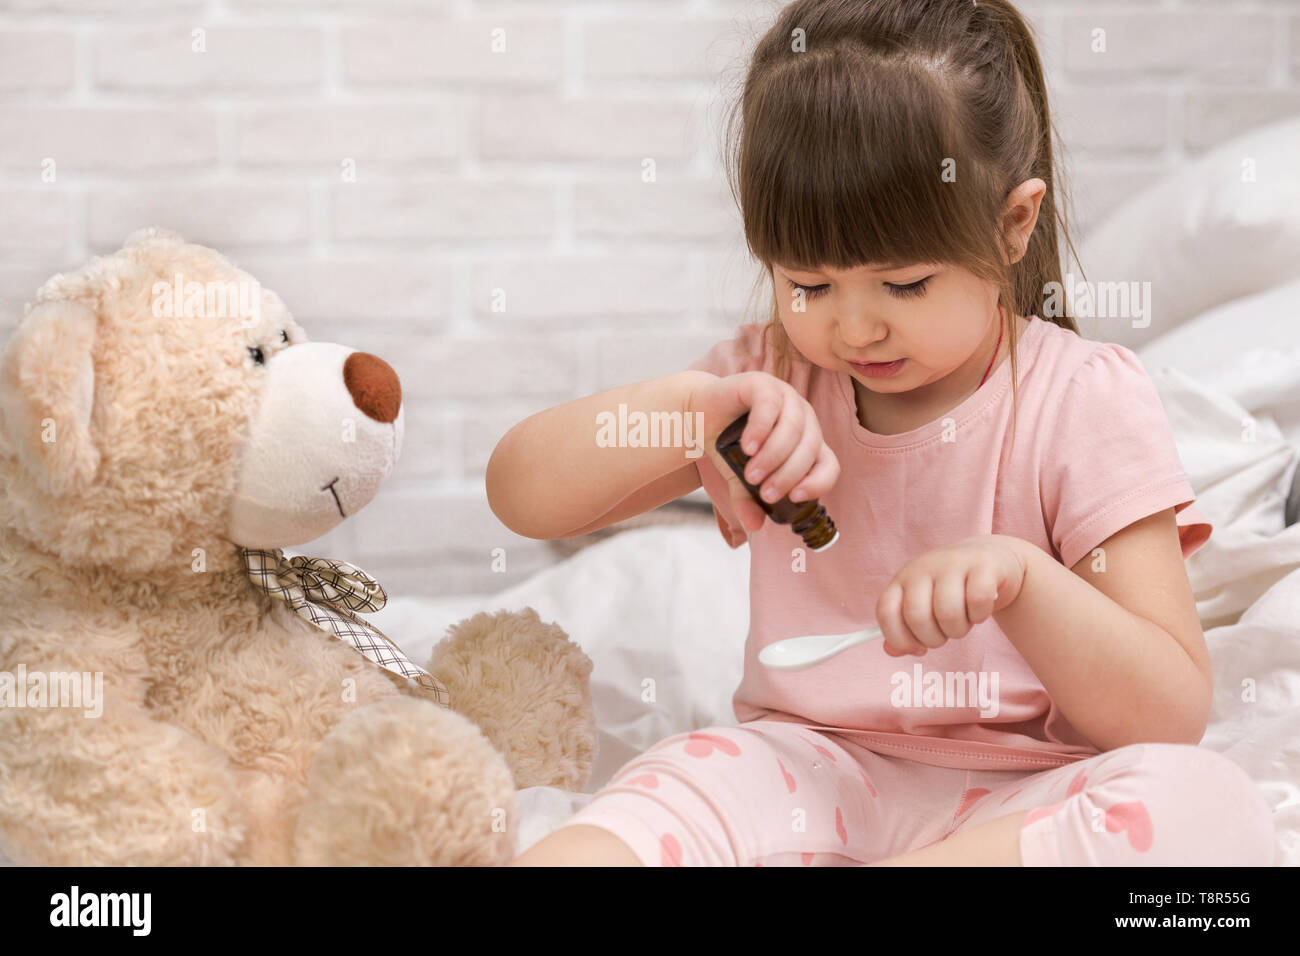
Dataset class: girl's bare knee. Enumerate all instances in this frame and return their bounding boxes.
[506,824,644,866]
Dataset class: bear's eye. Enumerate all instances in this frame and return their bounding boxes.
[279,329,289,344]
[248,346,266,366]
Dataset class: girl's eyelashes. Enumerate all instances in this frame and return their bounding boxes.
[886,277,931,299]
[786,276,932,301]
[788,279,830,301]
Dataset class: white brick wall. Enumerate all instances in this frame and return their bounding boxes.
[0,106,220,169]
[342,18,565,84]
[94,26,326,90]
[1,0,1297,595]
[0,30,76,90]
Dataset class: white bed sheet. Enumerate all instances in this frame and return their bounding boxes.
[371,523,750,858]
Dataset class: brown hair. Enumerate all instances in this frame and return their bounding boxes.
[721,0,1083,450]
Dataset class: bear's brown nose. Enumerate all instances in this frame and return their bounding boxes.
[342,352,402,423]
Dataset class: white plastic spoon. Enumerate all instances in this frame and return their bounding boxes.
[758,625,885,670]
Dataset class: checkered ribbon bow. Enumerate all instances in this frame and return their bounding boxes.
[242,548,450,709]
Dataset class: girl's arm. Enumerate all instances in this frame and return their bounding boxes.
[486,370,714,540]
[994,507,1213,751]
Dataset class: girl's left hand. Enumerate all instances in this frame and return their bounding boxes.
[876,535,1028,657]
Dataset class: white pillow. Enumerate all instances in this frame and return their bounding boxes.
[1137,278,1300,538]
[1135,274,1300,379]
[1136,278,1300,477]
[1074,112,1300,350]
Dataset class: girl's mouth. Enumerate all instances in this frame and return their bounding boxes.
[849,358,906,378]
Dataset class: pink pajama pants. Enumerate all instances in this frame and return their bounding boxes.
[557,719,1275,866]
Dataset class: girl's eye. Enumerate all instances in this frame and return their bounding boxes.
[786,276,931,302]
[787,279,830,301]
[886,277,931,299]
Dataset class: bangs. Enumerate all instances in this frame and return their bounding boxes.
[735,48,993,274]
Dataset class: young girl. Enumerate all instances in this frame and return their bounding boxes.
[489,0,1275,866]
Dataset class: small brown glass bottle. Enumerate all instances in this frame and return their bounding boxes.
[714,412,839,552]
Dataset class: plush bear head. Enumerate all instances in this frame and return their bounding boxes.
[0,228,403,577]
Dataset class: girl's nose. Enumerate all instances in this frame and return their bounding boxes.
[836,317,887,350]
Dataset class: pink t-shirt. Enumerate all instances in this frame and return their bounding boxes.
[688,316,1212,771]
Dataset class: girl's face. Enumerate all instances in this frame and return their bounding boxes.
[771,260,1002,399]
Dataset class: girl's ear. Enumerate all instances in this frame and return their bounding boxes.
[0,299,100,496]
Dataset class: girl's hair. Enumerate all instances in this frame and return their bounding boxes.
[722,0,1083,451]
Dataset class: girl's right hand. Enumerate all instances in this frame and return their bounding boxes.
[688,370,840,534]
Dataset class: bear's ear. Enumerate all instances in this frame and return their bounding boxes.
[0,300,100,496]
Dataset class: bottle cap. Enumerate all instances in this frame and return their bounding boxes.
[809,529,839,553]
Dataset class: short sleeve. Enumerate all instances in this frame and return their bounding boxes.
[686,324,771,549]
[1040,343,1213,570]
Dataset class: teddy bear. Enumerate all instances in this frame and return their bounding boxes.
[0,228,596,866]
